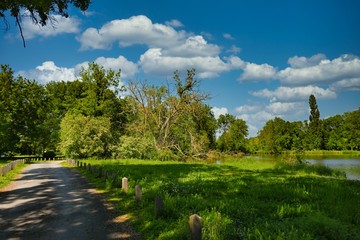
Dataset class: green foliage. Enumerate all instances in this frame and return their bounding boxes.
[126,69,216,158]
[216,114,248,153]
[59,113,112,158]
[113,135,158,159]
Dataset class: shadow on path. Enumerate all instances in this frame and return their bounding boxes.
[0,161,140,240]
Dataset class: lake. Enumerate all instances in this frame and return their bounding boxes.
[305,157,360,180]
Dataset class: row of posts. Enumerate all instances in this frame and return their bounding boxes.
[66,159,203,240]
[0,159,27,176]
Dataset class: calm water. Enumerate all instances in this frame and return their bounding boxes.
[306,158,360,180]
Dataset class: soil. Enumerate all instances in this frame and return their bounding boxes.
[0,161,141,240]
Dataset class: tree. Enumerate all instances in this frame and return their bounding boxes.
[0,65,51,155]
[0,0,90,47]
[0,65,17,155]
[307,94,323,149]
[126,69,213,157]
[216,114,248,152]
[258,117,294,154]
[59,113,112,158]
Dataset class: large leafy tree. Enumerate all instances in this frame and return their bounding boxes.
[258,117,294,154]
[0,0,90,47]
[0,65,51,155]
[126,69,214,157]
[59,113,112,158]
[0,65,18,154]
[216,114,248,152]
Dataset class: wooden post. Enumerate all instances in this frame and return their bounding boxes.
[135,184,142,202]
[189,214,202,240]
[122,177,128,193]
[112,173,117,188]
[155,196,163,218]
[98,167,102,178]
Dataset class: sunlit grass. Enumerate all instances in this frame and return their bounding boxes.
[69,158,360,239]
[0,163,27,188]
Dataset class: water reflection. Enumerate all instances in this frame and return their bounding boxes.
[306,158,360,180]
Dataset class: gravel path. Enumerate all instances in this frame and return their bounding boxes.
[0,161,140,240]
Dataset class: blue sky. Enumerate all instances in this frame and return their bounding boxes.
[1,0,359,136]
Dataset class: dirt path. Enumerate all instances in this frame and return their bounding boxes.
[0,161,140,240]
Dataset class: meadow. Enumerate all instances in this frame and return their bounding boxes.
[73,158,360,240]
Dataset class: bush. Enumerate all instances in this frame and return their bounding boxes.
[113,136,158,159]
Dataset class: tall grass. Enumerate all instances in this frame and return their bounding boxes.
[73,158,360,239]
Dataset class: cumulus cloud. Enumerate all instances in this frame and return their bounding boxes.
[17,56,138,85]
[266,102,306,115]
[251,85,336,102]
[211,107,228,119]
[330,78,360,91]
[223,33,235,40]
[17,61,77,84]
[78,15,187,50]
[76,56,138,79]
[278,54,360,86]
[139,48,243,78]
[287,54,326,69]
[165,19,184,28]
[162,35,220,57]
[226,45,241,54]
[22,14,80,39]
[240,62,277,81]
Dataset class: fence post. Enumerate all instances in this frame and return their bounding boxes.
[112,173,117,188]
[189,214,202,240]
[122,177,128,193]
[155,196,163,218]
[135,184,142,202]
[98,167,102,178]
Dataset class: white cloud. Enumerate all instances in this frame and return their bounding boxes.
[23,14,80,39]
[162,35,220,57]
[17,61,76,84]
[78,15,187,50]
[251,85,336,102]
[235,105,261,114]
[266,102,306,115]
[223,33,234,40]
[139,48,243,78]
[287,54,326,69]
[278,54,360,86]
[76,56,138,79]
[211,107,228,119]
[165,19,184,28]
[226,45,241,54]
[240,62,277,81]
[330,78,360,91]
[18,56,138,85]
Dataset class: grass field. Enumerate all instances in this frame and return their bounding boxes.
[71,158,360,240]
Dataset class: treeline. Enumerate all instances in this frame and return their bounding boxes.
[249,97,360,154]
[0,64,359,159]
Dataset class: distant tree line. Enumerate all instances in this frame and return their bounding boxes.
[0,64,359,159]
[249,95,360,154]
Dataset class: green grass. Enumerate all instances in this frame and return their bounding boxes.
[69,158,360,240]
[0,162,27,188]
[0,159,12,167]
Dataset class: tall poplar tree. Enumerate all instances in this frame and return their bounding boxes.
[307,94,323,149]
